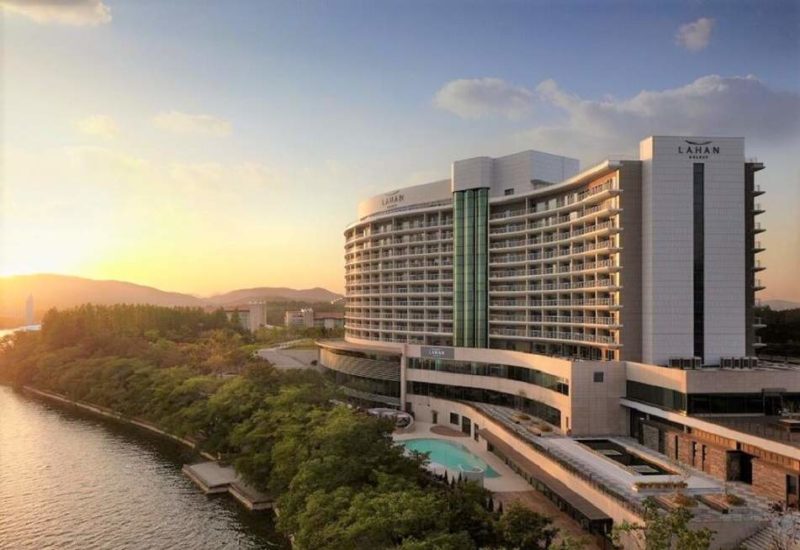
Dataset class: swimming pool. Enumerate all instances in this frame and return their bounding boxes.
[400,438,500,478]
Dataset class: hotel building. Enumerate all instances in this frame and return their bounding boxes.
[319,136,800,546]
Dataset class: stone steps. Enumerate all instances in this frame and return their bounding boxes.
[741,526,780,550]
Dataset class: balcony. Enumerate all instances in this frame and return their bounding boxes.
[753,240,765,253]
[494,239,527,249]
[754,223,766,234]
[754,279,766,291]
[492,285,526,293]
[489,315,526,323]
[753,203,765,215]
[490,210,526,221]
[753,317,767,328]
[490,224,526,235]
[752,184,765,196]
[489,329,621,347]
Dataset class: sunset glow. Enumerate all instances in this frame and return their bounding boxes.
[1,1,798,299]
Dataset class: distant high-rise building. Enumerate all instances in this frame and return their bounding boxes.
[247,301,268,332]
[25,294,34,326]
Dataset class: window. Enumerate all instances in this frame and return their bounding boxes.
[593,372,604,383]
[693,163,705,362]
[787,475,799,508]
[627,381,687,411]
[407,357,569,395]
[409,381,561,426]
[504,188,515,196]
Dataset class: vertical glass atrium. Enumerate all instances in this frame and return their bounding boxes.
[453,188,489,347]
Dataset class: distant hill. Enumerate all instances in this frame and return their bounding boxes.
[206,287,342,307]
[0,274,205,322]
[0,274,343,326]
[764,299,800,311]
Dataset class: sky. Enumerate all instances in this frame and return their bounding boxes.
[1,0,799,299]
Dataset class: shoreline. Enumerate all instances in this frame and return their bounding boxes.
[19,385,218,462]
[16,385,278,516]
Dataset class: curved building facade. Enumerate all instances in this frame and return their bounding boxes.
[345,153,636,361]
[326,136,770,433]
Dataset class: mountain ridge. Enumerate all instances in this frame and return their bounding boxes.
[763,299,800,311]
[0,274,342,324]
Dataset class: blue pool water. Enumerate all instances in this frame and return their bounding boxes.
[400,438,500,478]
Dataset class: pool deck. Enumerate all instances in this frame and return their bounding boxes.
[395,422,597,547]
[394,422,531,492]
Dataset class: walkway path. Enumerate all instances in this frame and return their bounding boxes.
[475,403,774,523]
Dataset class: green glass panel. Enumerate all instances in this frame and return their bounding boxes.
[452,188,489,348]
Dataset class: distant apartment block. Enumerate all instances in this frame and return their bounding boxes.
[225,301,268,332]
[284,308,344,329]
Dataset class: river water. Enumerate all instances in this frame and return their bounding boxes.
[0,386,286,549]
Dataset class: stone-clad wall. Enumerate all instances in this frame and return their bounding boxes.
[642,424,660,452]
[704,445,729,480]
[644,419,798,505]
[661,427,730,479]
[752,459,788,503]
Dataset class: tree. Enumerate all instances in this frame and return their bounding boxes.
[549,535,588,550]
[497,501,558,550]
[395,531,475,550]
[293,481,453,550]
[613,497,714,550]
[442,480,499,548]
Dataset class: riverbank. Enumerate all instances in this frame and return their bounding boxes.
[21,386,217,461]
[0,386,287,549]
[18,385,275,512]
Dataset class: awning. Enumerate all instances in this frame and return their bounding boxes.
[479,429,611,522]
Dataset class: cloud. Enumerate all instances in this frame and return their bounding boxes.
[523,74,800,161]
[67,146,151,180]
[675,17,714,51]
[168,162,275,191]
[76,115,118,139]
[65,146,275,194]
[434,78,534,119]
[0,0,111,26]
[152,111,232,137]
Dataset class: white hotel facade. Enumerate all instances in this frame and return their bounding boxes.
[318,136,800,544]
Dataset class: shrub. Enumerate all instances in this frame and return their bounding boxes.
[724,493,745,506]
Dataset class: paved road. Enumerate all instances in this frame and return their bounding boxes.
[256,347,318,370]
